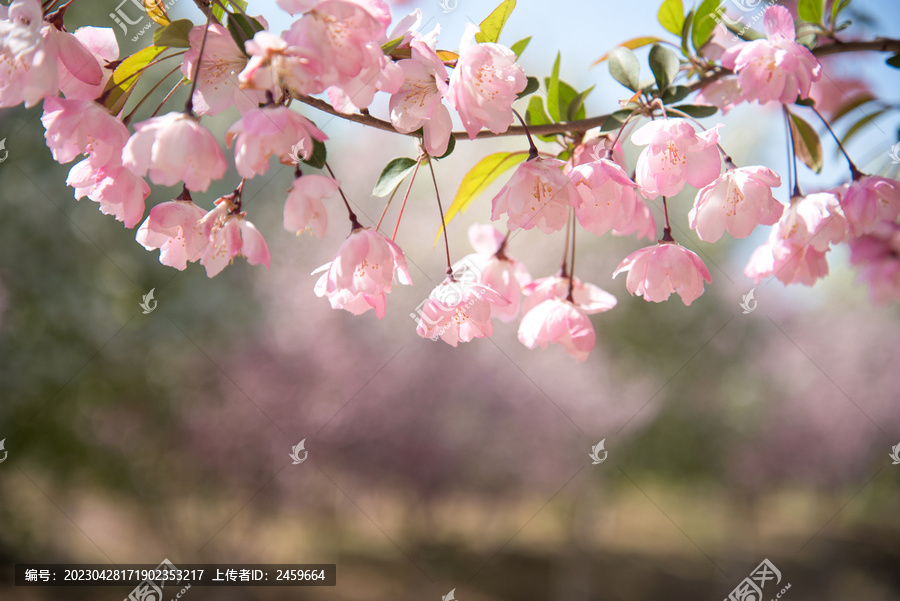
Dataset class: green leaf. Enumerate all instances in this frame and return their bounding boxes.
[510,36,531,58]
[546,52,562,121]
[475,0,516,44]
[841,108,887,147]
[517,76,539,99]
[435,134,456,160]
[143,0,170,26]
[657,0,685,36]
[592,37,666,65]
[300,138,327,170]
[566,85,594,121]
[648,44,679,92]
[788,111,823,173]
[673,103,718,118]
[681,9,694,57]
[435,152,528,244]
[227,13,265,55]
[608,46,641,91]
[598,109,634,132]
[373,158,418,197]
[887,54,900,69]
[831,0,852,23]
[153,18,193,48]
[101,45,167,115]
[798,0,825,23]
[381,35,405,55]
[692,0,721,52]
[661,84,690,104]
[830,94,875,122]
[526,96,556,143]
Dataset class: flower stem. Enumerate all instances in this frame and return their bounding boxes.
[123,64,183,126]
[427,157,453,276]
[566,209,576,302]
[661,197,675,242]
[809,105,863,180]
[512,109,539,161]
[324,162,362,230]
[783,106,802,198]
[185,5,215,116]
[392,158,422,242]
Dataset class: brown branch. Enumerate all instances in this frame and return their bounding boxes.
[293,37,900,140]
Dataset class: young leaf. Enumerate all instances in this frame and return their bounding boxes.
[841,108,887,147]
[373,158,418,197]
[510,36,531,58]
[788,112,823,173]
[526,96,556,143]
[546,52,562,121]
[673,103,718,118]
[887,54,900,69]
[608,46,641,91]
[680,9,694,57]
[648,44,679,92]
[592,37,665,66]
[831,0,852,23]
[381,35,405,55]
[567,85,595,121]
[798,0,825,24]
[658,0,685,36]
[661,84,690,104]
[227,13,265,54]
[599,109,634,132]
[517,76,539,99]
[692,0,722,52]
[474,0,516,44]
[101,45,167,115]
[153,18,193,48]
[301,138,328,170]
[143,0,170,27]
[830,93,875,122]
[435,152,528,244]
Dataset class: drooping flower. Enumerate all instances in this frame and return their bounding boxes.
[694,76,743,114]
[518,275,616,362]
[66,160,149,228]
[313,227,412,318]
[689,165,783,242]
[135,193,209,271]
[123,112,227,192]
[182,24,266,116]
[446,23,526,139]
[491,158,580,234]
[198,195,271,278]
[283,174,339,238]
[0,0,59,107]
[745,192,848,286]
[41,97,129,167]
[57,26,118,101]
[721,5,822,105]
[631,118,722,198]
[570,158,640,236]
[415,277,510,346]
[613,198,657,241]
[239,31,323,98]
[225,106,326,179]
[614,241,713,305]
[572,135,626,170]
[848,220,900,304]
[832,175,900,236]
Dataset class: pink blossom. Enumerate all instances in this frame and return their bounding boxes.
[570,158,639,236]
[135,195,208,271]
[807,61,869,120]
[239,31,323,97]
[521,275,617,317]
[123,112,227,192]
[446,23,526,139]
[832,175,900,236]
[58,27,118,101]
[226,106,326,179]
[313,227,412,318]
[632,118,722,198]
[849,221,900,304]
[275,0,318,14]
[66,160,149,228]
[572,136,626,170]
[389,36,452,156]
[689,165,783,242]
[182,24,266,116]
[745,192,848,286]
[694,76,743,114]
[613,198,657,241]
[454,223,531,323]
[0,0,59,107]
[415,277,509,346]
[491,158,580,234]
[614,242,713,305]
[198,197,271,278]
[49,26,103,91]
[721,6,821,105]
[41,97,129,167]
[518,300,596,362]
[283,174,339,238]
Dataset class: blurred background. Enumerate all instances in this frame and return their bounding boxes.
[1,0,899,599]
